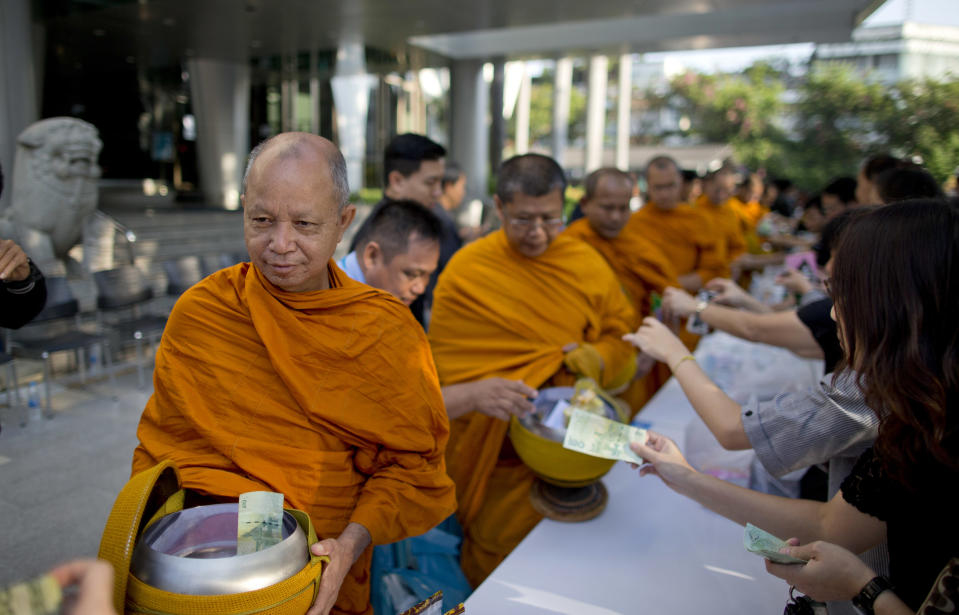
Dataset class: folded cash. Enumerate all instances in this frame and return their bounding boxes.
[562,408,647,464]
[237,491,285,555]
[743,523,807,565]
[0,574,61,615]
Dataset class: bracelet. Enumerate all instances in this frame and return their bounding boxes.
[671,354,696,373]
[852,576,893,615]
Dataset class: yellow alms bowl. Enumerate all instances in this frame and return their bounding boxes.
[510,415,615,487]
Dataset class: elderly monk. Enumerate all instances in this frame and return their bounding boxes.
[627,156,727,293]
[429,153,638,587]
[564,167,679,409]
[131,133,456,615]
[695,166,746,268]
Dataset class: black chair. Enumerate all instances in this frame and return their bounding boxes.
[93,266,167,388]
[8,276,114,416]
[162,256,205,296]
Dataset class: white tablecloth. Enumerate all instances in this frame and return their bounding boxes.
[464,332,823,614]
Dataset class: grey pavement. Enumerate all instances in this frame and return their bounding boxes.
[0,370,149,586]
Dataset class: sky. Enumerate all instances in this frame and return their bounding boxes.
[642,0,959,73]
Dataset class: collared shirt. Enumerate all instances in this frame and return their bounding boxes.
[337,251,365,284]
[743,369,889,604]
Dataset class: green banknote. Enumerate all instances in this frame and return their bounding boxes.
[743,523,808,565]
[562,408,648,464]
[0,574,61,615]
[237,491,285,555]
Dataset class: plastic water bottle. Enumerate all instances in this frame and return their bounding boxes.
[27,381,41,421]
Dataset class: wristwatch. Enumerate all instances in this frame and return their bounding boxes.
[852,576,893,615]
[694,300,709,315]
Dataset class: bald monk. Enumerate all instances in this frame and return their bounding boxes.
[627,155,727,293]
[429,153,638,587]
[131,133,456,615]
[564,168,679,409]
[695,166,747,268]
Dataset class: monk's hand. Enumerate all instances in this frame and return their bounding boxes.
[623,317,687,366]
[628,431,697,494]
[471,378,537,420]
[307,523,371,615]
[765,540,877,603]
[0,239,32,282]
[562,343,604,383]
[48,559,117,615]
[661,287,697,321]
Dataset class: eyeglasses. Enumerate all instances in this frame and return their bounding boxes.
[506,215,565,232]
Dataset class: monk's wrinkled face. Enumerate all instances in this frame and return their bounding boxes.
[243,148,355,292]
[388,159,444,208]
[496,189,565,259]
[362,234,439,305]
[646,165,683,210]
[581,175,633,239]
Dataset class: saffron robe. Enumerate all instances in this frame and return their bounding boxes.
[695,193,748,265]
[563,217,681,409]
[728,196,771,254]
[563,217,678,321]
[132,262,456,615]
[626,202,728,284]
[429,230,636,585]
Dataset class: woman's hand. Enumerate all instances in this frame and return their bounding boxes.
[623,317,689,367]
[628,431,697,493]
[661,287,698,320]
[704,278,751,308]
[775,269,814,296]
[765,540,876,602]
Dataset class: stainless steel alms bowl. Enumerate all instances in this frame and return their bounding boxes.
[130,503,308,596]
[516,386,620,443]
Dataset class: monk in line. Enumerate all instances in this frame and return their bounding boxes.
[627,156,727,293]
[563,167,679,409]
[131,133,456,615]
[340,199,539,420]
[429,153,638,587]
[695,166,746,270]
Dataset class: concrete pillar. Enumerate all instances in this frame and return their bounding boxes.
[489,60,505,174]
[187,58,250,210]
[514,63,531,155]
[585,54,608,174]
[450,59,489,205]
[310,51,321,135]
[616,53,633,171]
[551,57,573,168]
[331,41,375,194]
[0,0,39,209]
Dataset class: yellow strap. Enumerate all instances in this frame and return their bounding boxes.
[97,461,180,614]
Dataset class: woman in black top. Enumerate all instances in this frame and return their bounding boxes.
[630,199,958,614]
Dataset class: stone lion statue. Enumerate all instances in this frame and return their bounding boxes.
[0,117,102,274]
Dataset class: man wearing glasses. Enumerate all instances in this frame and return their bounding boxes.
[428,153,638,588]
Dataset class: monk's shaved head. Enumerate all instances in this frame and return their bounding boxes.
[243,133,350,210]
[496,153,567,204]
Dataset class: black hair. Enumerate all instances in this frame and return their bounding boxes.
[496,153,567,204]
[875,164,944,203]
[822,176,857,204]
[354,199,442,262]
[861,153,901,181]
[383,134,446,185]
[814,205,877,267]
[442,161,463,188]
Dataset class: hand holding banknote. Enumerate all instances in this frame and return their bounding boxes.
[628,431,698,493]
[562,409,647,464]
[764,541,880,603]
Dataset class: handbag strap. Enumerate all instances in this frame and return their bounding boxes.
[97,461,180,614]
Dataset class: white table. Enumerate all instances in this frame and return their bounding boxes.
[464,332,823,614]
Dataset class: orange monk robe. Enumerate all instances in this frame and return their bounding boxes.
[563,218,680,410]
[563,217,678,321]
[728,196,771,254]
[626,202,728,285]
[132,262,456,615]
[695,193,748,266]
[429,230,637,586]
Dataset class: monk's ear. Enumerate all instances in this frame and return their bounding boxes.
[336,203,357,240]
